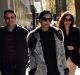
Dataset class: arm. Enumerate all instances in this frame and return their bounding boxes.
[61,41,69,75]
[27,32,37,75]
[59,30,69,74]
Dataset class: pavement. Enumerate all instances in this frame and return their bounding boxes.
[26,66,80,75]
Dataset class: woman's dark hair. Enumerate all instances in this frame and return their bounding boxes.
[4,9,16,19]
[39,10,52,20]
[58,11,74,29]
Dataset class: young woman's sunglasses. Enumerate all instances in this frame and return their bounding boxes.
[64,18,71,21]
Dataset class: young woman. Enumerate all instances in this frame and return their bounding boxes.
[58,11,80,75]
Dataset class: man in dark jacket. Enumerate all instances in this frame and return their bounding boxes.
[0,9,28,75]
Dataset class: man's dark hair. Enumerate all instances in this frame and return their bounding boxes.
[4,9,16,19]
[39,10,52,20]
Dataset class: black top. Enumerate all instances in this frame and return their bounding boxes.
[63,27,80,66]
[39,28,60,75]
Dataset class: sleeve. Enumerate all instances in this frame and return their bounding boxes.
[59,30,69,74]
[27,32,37,75]
[0,30,2,71]
[76,28,80,50]
[61,41,69,74]
[78,28,80,53]
[75,28,80,67]
[70,28,80,67]
[25,31,29,67]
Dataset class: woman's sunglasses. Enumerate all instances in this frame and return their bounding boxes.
[41,17,52,22]
[64,18,71,21]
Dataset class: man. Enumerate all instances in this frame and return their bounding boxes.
[27,10,69,75]
[0,9,28,75]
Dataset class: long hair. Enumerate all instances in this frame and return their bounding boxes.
[58,11,74,30]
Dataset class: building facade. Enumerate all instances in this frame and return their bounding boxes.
[0,0,43,29]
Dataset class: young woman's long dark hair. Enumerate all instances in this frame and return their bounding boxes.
[58,11,74,30]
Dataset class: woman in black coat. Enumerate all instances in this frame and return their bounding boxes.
[58,11,80,75]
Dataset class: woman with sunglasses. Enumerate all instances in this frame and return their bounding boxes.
[58,11,80,75]
[27,10,69,75]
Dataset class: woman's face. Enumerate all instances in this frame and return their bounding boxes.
[39,14,52,30]
[64,15,72,28]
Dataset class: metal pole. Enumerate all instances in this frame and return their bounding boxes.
[30,5,36,29]
[30,0,36,29]
[62,0,67,12]
[55,0,67,16]
[55,0,62,16]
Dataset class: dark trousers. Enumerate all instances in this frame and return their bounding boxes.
[2,64,26,75]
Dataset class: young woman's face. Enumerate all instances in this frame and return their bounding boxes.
[64,15,72,28]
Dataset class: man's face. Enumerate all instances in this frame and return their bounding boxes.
[39,14,52,30]
[5,12,16,27]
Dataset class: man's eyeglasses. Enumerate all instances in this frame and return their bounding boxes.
[41,17,52,22]
[5,16,15,20]
[64,18,71,21]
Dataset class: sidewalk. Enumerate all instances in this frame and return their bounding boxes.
[26,66,80,75]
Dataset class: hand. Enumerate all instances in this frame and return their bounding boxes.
[67,45,74,51]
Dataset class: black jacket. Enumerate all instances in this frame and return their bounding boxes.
[63,27,80,66]
[0,26,28,69]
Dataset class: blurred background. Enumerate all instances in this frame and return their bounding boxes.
[0,0,80,29]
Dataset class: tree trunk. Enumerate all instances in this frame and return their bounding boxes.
[75,0,80,28]
[62,0,67,12]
